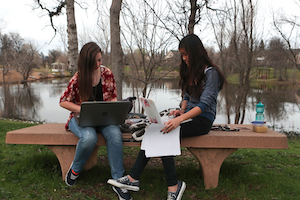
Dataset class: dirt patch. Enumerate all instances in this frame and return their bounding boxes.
[0,70,23,83]
[0,70,54,84]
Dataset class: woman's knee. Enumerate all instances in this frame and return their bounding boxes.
[81,128,98,147]
[102,125,122,141]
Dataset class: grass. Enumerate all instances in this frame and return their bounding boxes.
[1,119,300,199]
[226,67,300,85]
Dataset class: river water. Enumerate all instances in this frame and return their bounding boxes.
[1,77,300,133]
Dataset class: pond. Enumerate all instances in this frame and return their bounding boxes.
[1,77,300,133]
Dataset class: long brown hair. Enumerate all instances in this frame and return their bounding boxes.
[178,34,225,98]
[77,42,102,100]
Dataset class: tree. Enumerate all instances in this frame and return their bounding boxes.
[34,0,78,75]
[1,33,40,82]
[94,0,111,58]
[258,40,265,52]
[208,0,260,124]
[48,49,64,64]
[66,0,78,75]
[207,3,232,123]
[145,0,219,40]
[121,0,175,104]
[272,7,300,72]
[110,0,124,100]
[0,33,13,83]
[228,0,259,124]
[16,42,40,81]
[266,37,288,81]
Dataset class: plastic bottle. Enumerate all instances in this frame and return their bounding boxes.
[255,102,264,122]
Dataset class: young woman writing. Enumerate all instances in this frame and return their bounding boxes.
[108,34,226,200]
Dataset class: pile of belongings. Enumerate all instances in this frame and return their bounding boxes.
[120,98,177,141]
[120,109,177,141]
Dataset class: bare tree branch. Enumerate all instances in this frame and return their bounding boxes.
[34,0,67,43]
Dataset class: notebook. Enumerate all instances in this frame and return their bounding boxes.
[139,97,192,124]
[139,97,182,157]
[75,101,130,127]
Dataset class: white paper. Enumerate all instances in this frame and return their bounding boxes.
[141,123,181,158]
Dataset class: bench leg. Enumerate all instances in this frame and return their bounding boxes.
[46,145,99,180]
[187,148,237,190]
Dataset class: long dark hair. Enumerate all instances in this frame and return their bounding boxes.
[77,42,102,100]
[178,34,225,98]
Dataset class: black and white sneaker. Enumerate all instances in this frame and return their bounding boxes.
[167,181,186,200]
[112,186,133,200]
[65,163,79,187]
[108,175,140,191]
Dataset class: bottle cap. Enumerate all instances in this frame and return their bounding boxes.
[252,121,265,124]
[256,102,264,107]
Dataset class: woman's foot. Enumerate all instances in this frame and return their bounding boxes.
[167,181,186,200]
[112,186,133,200]
[65,162,79,187]
[107,175,140,191]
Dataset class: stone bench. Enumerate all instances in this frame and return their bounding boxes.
[5,123,288,189]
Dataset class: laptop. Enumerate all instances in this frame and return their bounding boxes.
[75,101,131,127]
[139,97,192,124]
[140,97,163,124]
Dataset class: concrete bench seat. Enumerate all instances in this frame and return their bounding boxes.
[5,123,288,189]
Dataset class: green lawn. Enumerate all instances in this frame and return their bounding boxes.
[226,67,300,85]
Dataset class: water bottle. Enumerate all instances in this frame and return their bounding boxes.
[255,102,264,121]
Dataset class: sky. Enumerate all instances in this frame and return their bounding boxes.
[0,0,64,54]
[0,0,298,56]
[0,0,105,55]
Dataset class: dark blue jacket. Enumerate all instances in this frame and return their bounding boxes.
[183,66,221,123]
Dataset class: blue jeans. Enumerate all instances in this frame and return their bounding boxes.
[69,117,125,179]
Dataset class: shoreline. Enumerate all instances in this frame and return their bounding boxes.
[1,69,300,86]
[0,70,180,85]
[0,70,66,85]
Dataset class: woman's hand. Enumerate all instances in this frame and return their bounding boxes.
[169,109,184,117]
[110,97,118,102]
[161,106,202,134]
[160,116,183,134]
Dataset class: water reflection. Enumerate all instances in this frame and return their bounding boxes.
[0,78,299,132]
[0,83,42,121]
[122,77,182,113]
[219,82,300,132]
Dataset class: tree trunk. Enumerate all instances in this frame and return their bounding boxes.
[66,0,78,75]
[188,0,197,34]
[110,0,124,100]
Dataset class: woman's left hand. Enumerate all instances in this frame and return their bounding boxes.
[160,116,183,134]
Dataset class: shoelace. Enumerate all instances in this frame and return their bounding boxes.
[70,173,78,180]
[167,192,176,200]
[118,176,129,183]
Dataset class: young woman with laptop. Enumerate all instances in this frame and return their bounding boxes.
[107,34,226,200]
[59,42,132,200]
